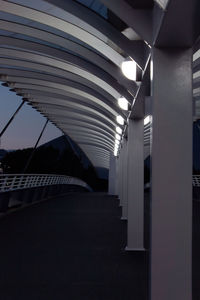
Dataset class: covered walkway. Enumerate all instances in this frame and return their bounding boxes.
[0,192,148,300]
[1,1,200,299]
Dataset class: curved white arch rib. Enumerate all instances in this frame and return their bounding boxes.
[61,128,114,145]
[1,68,125,117]
[0,0,124,66]
[2,77,121,117]
[0,47,122,100]
[0,22,137,94]
[65,134,114,151]
[0,0,133,167]
[0,63,121,105]
[60,121,114,141]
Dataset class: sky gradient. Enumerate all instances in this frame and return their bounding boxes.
[0,84,62,150]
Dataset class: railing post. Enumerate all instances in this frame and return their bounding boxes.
[23,119,49,173]
[0,173,91,210]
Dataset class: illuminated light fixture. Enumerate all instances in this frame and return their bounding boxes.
[121,59,137,81]
[114,148,118,156]
[150,59,153,81]
[144,115,150,126]
[115,133,121,140]
[116,115,124,125]
[118,97,128,111]
[116,126,122,134]
[114,143,119,155]
[115,139,120,145]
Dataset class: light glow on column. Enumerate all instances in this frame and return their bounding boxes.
[115,133,121,140]
[116,115,124,125]
[114,142,119,156]
[150,59,153,81]
[114,148,118,156]
[144,115,150,125]
[121,59,137,81]
[116,126,122,134]
[118,97,128,110]
[115,142,119,149]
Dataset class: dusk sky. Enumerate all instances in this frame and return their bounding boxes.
[0,84,62,150]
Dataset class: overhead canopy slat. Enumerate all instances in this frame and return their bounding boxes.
[0,0,151,168]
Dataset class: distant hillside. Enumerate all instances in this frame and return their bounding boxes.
[40,135,93,169]
[39,135,107,190]
[1,135,102,190]
[40,135,71,154]
[65,136,92,169]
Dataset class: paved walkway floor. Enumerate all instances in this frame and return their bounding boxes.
[193,199,200,299]
[0,192,148,300]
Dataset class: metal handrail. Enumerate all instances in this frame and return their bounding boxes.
[0,174,91,192]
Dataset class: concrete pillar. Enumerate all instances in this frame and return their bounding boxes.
[126,118,144,250]
[150,48,192,300]
[108,154,117,195]
[121,138,128,220]
[118,151,123,205]
[116,157,119,197]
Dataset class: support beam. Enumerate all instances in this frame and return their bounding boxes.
[154,0,200,47]
[108,154,117,195]
[116,157,119,197]
[0,100,25,139]
[101,0,153,46]
[126,118,144,251]
[45,0,147,69]
[130,58,150,119]
[150,47,192,300]
[23,119,49,173]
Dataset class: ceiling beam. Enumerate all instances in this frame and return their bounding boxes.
[44,0,146,68]
[154,0,200,47]
[101,0,153,45]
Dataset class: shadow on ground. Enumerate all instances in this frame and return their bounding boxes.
[0,192,148,300]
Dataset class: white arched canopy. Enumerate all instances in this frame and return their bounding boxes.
[1,2,200,300]
[0,0,148,168]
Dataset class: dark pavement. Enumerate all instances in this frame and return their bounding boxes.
[193,199,200,299]
[0,192,148,300]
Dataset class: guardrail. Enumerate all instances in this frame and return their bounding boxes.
[0,174,91,192]
[0,174,92,213]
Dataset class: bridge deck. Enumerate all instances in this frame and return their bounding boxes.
[0,192,148,300]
